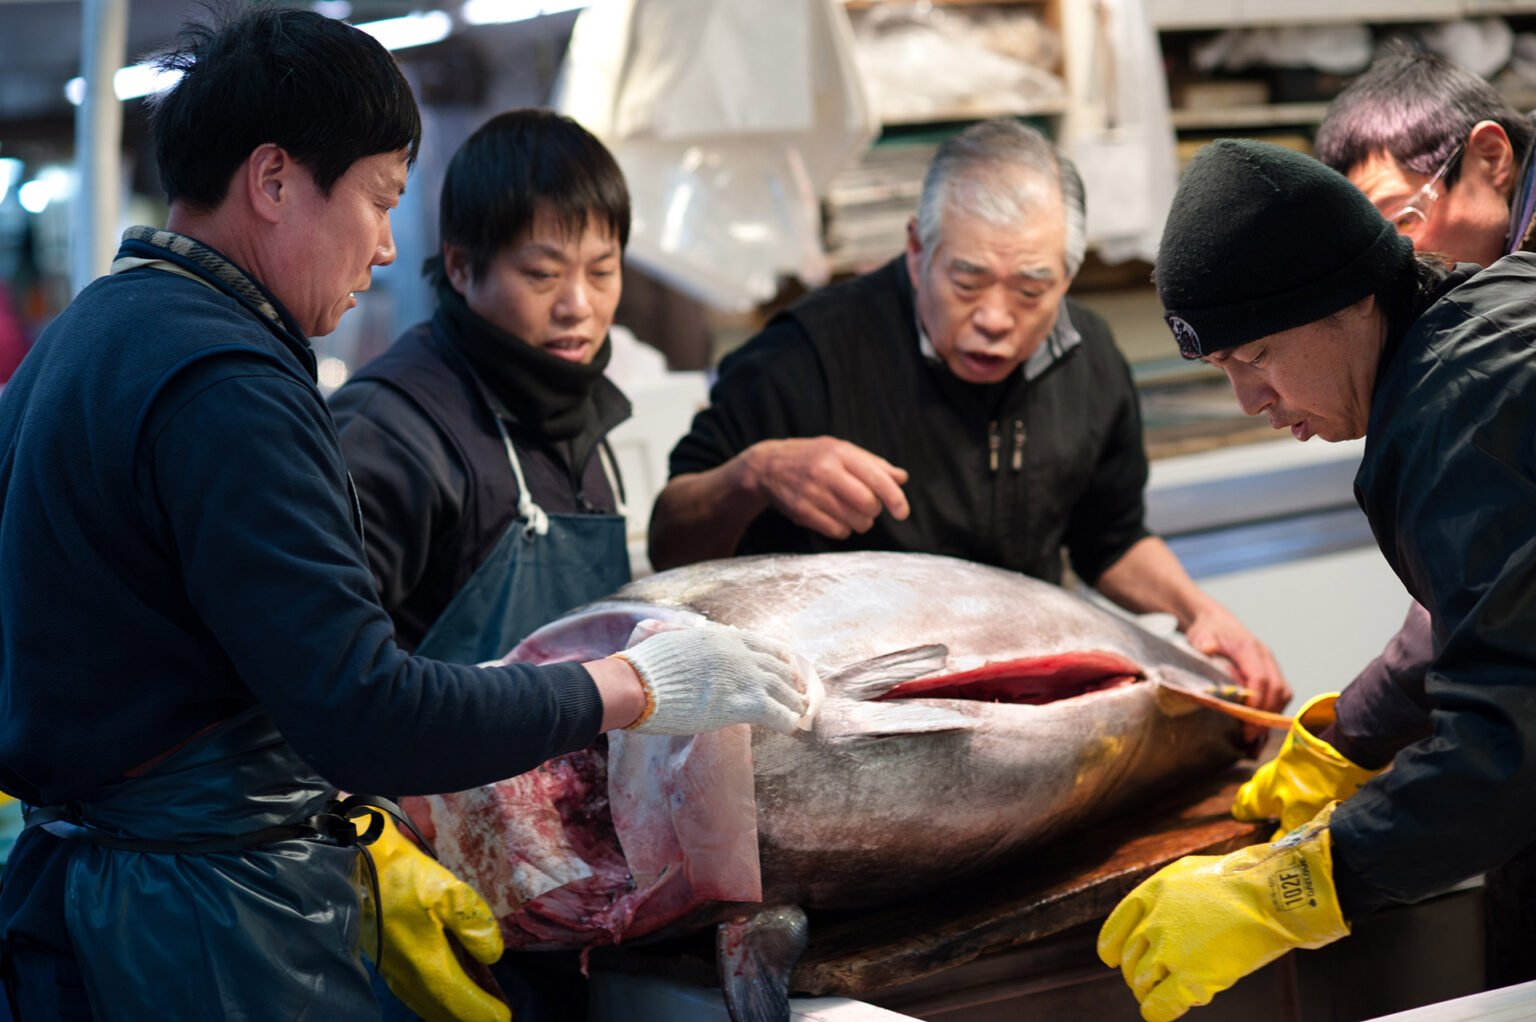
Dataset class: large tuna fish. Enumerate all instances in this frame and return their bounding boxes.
[404,552,1255,1020]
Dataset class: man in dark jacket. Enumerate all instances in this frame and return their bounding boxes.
[1098,138,1536,1021]
[1286,46,1534,771]
[649,118,1287,712]
[0,11,805,1020]
[332,109,636,1021]
[1249,48,1536,989]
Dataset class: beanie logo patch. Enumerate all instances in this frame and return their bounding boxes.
[1167,315,1203,358]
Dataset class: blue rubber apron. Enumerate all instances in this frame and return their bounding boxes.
[412,416,631,665]
[9,707,376,1021]
[387,415,630,1022]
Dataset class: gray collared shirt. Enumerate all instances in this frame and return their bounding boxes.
[914,298,1081,382]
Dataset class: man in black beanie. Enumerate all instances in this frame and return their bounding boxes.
[1098,137,1536,1020]
[1155,138,1415,368]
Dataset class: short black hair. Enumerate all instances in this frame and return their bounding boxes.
[150,4,422,210]
[1376,251,1454,346]
[1315,43,1533,186]
[430,109,630,286]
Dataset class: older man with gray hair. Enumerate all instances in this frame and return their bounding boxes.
[648,118,1286,710]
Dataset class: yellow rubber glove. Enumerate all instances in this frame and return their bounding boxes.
[1233,693,1383,840]
[359,816,511,1022]
[1097,803,1350,1022]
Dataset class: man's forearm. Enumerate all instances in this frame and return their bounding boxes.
[1093,535,1215,626]
[647,459,767,571]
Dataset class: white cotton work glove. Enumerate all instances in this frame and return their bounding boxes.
[614,626,811,736]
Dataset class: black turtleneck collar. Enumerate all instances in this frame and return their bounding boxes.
[433,281,630,464]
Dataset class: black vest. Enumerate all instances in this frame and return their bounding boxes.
[348,322,620,644]
[737,258,1145,585]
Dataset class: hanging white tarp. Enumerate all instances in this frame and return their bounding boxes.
[556,0,878,311]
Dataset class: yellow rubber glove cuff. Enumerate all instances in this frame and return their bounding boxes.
[358,816,511,1022]
[1232,693,1383,840]
[1098,803,1350,1022]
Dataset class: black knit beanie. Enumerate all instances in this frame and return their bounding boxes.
[1156,139,1415,358]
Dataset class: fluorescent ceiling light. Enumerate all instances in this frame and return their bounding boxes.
[65,64,184,106]
[18,167,74,215]
[355,10,453,50]
[17,181,50,215]
[65,8,452,109]
[461,0,586,25]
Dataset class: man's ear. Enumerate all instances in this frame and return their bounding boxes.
[1466,119,1516,194]
[442,243,474,294]
[904,217,923,289]
[243,143,291,226]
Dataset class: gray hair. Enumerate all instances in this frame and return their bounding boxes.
[915,119,1087,278]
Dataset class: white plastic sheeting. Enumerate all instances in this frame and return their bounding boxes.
[848,4,1065,125]
[555,0,878,311]
[1062,0,1180,265]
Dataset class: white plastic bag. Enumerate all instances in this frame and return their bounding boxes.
[555,0,878,311]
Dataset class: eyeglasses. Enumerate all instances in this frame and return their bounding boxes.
[1386,143,1464,237]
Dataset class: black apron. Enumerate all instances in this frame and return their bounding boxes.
[5,707,377,1020]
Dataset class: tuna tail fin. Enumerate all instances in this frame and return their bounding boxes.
[1154,679,1294,730]
[718,904,808,1022]
[823,644,950,700]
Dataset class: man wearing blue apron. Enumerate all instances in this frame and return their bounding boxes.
[0,16,809,1021]
[332,110,640,1020]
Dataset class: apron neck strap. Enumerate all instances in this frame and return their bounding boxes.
[493,415,627,529]
[493,416,551,538]
[596,441,628,518]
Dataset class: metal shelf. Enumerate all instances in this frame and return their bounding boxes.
[1147,0,1536,30]
[1169,101,1331,130]
[844,0,1049,7]
[879,99,1069,127]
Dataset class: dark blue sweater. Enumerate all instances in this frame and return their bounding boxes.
[0,237,602,807]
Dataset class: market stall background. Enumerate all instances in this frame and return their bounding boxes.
[4,1,1536,1017]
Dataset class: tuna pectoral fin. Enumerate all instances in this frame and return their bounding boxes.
[820,701,976,745]
[718,905,808,1022]
[1155,681,1295,730]
[822,644,950,700]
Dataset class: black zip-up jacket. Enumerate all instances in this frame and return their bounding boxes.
[1330,257,1536,915]
[667,257,1150,585]
[331,320,629,651]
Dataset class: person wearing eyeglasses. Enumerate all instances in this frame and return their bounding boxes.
[1314,43,1536,267]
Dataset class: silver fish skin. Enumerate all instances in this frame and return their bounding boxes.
[415,551,1244,945]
